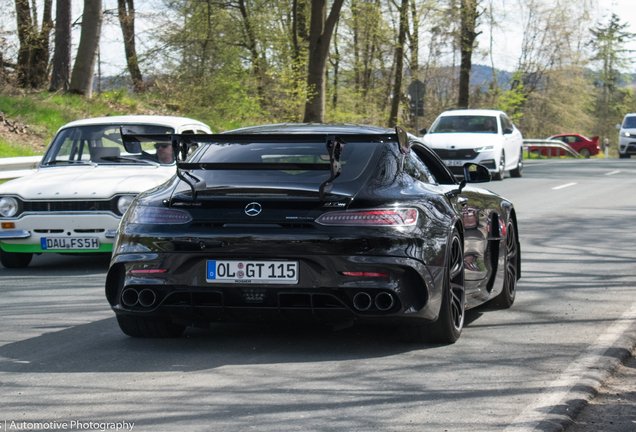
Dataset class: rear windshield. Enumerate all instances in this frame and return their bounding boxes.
[193,141,379,188]
[42,124,175,166]
[429,115,498,134]
[623,117,636,129]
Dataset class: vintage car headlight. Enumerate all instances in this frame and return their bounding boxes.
[128,206,193,224]
[474,145,495,153]
[0,197,19,217]
[117,195,135,215]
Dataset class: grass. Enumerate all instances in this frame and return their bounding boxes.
[0,137,36,157]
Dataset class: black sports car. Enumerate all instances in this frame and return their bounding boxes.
[105,123,520,343]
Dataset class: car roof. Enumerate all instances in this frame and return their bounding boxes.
[58,115,210,132]
[226,123,394,135]
[437,109,506,117]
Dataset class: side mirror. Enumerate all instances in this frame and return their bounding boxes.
[419,127,427,135]
[503,127,513,135]
[616,124,621,130]
[463,163,491,183]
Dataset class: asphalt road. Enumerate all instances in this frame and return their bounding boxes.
[1,158,635,432]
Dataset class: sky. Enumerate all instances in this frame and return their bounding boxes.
[0,0,635,79]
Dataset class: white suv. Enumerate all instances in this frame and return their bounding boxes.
[422,109,524,180]
[616,113,636,158]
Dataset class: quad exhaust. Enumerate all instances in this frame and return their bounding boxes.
[138,289,157,307]
[121,288,139,307]
[121,288,157,308]
[352,291,395,312]
[352,292,372,311]
[375,292,394,311]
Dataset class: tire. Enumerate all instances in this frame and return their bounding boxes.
[619,153,630,159]
[494,152,505,181]
[579,148,591,158]
[492,219,519,309]
[401,229,465,344]
[0,249,33,268]
[116,314,186,338]
[510,149,523,178]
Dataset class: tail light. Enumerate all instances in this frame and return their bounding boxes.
[129,206,192,224]
[315,208,418,226]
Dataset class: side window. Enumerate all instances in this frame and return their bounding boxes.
[501,115,514,132]
[405,152,436,184]
[574,136,583,142]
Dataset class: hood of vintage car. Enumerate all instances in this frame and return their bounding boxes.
[0,165,175,199]
[423,133,502,150]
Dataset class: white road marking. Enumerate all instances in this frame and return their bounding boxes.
[504,301,636,431]
[605,170,621,176]
[552,182,577,190]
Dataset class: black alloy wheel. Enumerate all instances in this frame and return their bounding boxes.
[579,148,591,158]
[493,220,518,308]
[116,314,186,338]
[494,152,505,181]
[401,228,465,343]
[0,249,33,268]
[510,148,523,177]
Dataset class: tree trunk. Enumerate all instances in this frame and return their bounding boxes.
[15,0,33,87]
[409,0,419,79]
[388,0,408,127]
[118,0,144,92]
[457,0,479,109]
[69,0,103,97]
[28,0,53,88]
[302,0,345,123]
[238,0,265,102]
[330,19,340,109]
[50,0,72,91]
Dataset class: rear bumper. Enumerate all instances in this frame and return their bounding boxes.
[106,253,446,326]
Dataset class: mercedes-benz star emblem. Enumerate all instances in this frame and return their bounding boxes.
[245,202,262,217]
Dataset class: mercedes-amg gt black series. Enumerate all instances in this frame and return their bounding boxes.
[105,124,520,343]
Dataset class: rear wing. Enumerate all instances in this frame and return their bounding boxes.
[120,127,410,201]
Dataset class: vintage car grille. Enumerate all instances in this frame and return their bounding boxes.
[22,200,115,213]
[433,149,479,160]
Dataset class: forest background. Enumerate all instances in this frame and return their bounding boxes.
[0,0,635,157]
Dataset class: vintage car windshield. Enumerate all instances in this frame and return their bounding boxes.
[41,124,175,166]
[429,115,499,134]
[193,141,379,187]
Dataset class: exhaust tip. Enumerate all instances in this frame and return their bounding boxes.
[353,292,372,311]
[121,288,139,307]
[138,289,157,308]
[375,292,395,311]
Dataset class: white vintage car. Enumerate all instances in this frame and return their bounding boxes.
[0,115,211,268]
[422,109,524,180]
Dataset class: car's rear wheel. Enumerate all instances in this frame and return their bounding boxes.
[579,148,591,158]
[510,149,523,177]
[401,229,465,344]
[494,152,505,181]
[116,314,186,338]
[492,220,518,309]
[0,249,33,268]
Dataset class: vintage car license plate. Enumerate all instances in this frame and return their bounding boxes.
[444,159,466,167]
[206,260,299,284]
[41,237,100,250]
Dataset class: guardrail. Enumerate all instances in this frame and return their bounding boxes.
[0,155,42,181]
[523,139,581,158]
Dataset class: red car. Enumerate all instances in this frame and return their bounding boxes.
[531,134,601,158]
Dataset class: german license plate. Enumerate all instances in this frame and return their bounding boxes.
[206,260,299,284]
[41,237,100,250]
[444,160,465,167]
